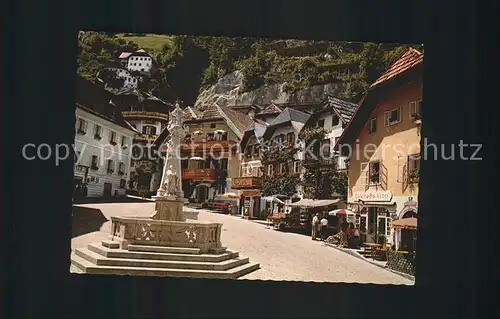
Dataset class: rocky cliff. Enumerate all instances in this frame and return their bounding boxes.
[194,70,349,107]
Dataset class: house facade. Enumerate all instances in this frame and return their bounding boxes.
[154,104,253,204]
[336,48,423,249]
[111,88,171,195]
[74,76,136,198]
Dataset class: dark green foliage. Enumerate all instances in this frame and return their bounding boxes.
[77,32,422,105]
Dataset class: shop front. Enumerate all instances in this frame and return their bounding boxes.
[351,190,397,246]
[240,190,263,219]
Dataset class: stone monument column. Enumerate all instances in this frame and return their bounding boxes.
[151,103,192,221]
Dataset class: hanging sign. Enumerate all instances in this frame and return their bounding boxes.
[352,190,393,202]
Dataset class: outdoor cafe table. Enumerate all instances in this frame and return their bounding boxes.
[362,243,383,260]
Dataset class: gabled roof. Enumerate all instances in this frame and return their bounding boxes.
[263,108,311,139]
[370,47,423,88]
[325,96,357,124]
[183,106,199,120]
[269,107,310,127]
[119,52,132,59]
[335,48,424,156]
[257,103,283,116]
[240,120,268,149]
[216,104,254,139]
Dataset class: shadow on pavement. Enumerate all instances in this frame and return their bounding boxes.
[72,205,108,238]
[73,196,151,205]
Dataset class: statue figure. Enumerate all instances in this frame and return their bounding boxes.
[163,165,179,196]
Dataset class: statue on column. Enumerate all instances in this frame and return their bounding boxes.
[163,165,179,196]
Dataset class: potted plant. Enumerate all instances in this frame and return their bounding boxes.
[370,168,379,184]
[408,168,419,183]
[94,134,102,141]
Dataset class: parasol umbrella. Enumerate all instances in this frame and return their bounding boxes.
[328,208,356,216]
[214,129,226,133]
[192,130,204,135]
[218,192,241,199]
[391,217,418,229]
[262,196,285,205]
[189,156,204,161]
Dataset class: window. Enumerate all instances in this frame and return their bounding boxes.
[409,100,422,119]
[109,131,116,143]
[220,158,228,171]
[215,132,228,141]
[369,118,377,133]
[317,119,325,128]
[91,155,99,169]
[118,162,125,174]
[77,118,87,133]
[141,68,144,72]
[332,115,340,127]
[206,132,215,142]
[94,124,102,138]
[267,164,274,176]
[407,153,420,182]
[369,161,381,185]
[321,139,331,157]
[143,126,156,135]
[210,123,217,128]
[121,136,127,145]
[285,132,295,146]
[384,107,402,126]
[293,161,301,174]
[106,160,114,173]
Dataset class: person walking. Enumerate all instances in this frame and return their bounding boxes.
[320,214,329,240]
[311,213,319,240]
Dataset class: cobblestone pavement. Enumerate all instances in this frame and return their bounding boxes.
[71,203,413,285]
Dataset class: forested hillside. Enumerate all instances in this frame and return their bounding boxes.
[77,32,423,105]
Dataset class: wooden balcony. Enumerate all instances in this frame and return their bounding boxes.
[231,176,262,190]
[181,140,238,153]
[121,111,169,121]
[182,168,215,181]
[302,157,337,168]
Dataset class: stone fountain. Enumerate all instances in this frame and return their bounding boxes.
[70,103,260,279]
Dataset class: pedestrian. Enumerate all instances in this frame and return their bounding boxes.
[311,213,319,240]
[320,214,329,240]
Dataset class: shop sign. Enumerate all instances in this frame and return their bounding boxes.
[241,190,261,197]
[352,190,393,202]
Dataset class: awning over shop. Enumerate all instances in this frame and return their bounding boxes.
[391,217,418,229]
[288,198,340,208]
[359,200,396,210]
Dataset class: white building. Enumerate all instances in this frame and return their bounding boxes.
[313,96,358,170]
[100,67,142,89]
[74,105,136,198]
[119,49,155,73]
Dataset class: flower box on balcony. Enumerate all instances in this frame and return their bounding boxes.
[109,140,117,146]
[118,171,125,176]
[77,129,86,135]
[90,165,99,171]
[408,169,419,183]
[107,169,114,174]
[94,134,102,141]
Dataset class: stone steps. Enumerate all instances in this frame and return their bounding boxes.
[71,241,260,279]
[75,248,250,271]
[88,243,239,262]
[71,252,260,279]
[126,244,203,255]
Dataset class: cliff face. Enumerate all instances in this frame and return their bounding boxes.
[194,70,348,107]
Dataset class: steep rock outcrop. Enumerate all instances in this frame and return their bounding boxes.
[195,71,348,107]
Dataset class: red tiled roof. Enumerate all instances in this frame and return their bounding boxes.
[370,47,423,88]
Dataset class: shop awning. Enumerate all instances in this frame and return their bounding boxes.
[360,201,396,208]
[391,217,418,229]
[288,198,340,208]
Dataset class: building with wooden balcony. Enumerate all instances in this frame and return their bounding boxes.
[336,47,423,250]
[111,87,172,195]
[154,103,253,204]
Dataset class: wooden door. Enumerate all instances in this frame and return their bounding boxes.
[103,182,112,198]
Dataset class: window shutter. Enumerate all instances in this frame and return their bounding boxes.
[398,107,402,122]
[409,101,416,119]
[384,112,389,127]
[361,162,369,185]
